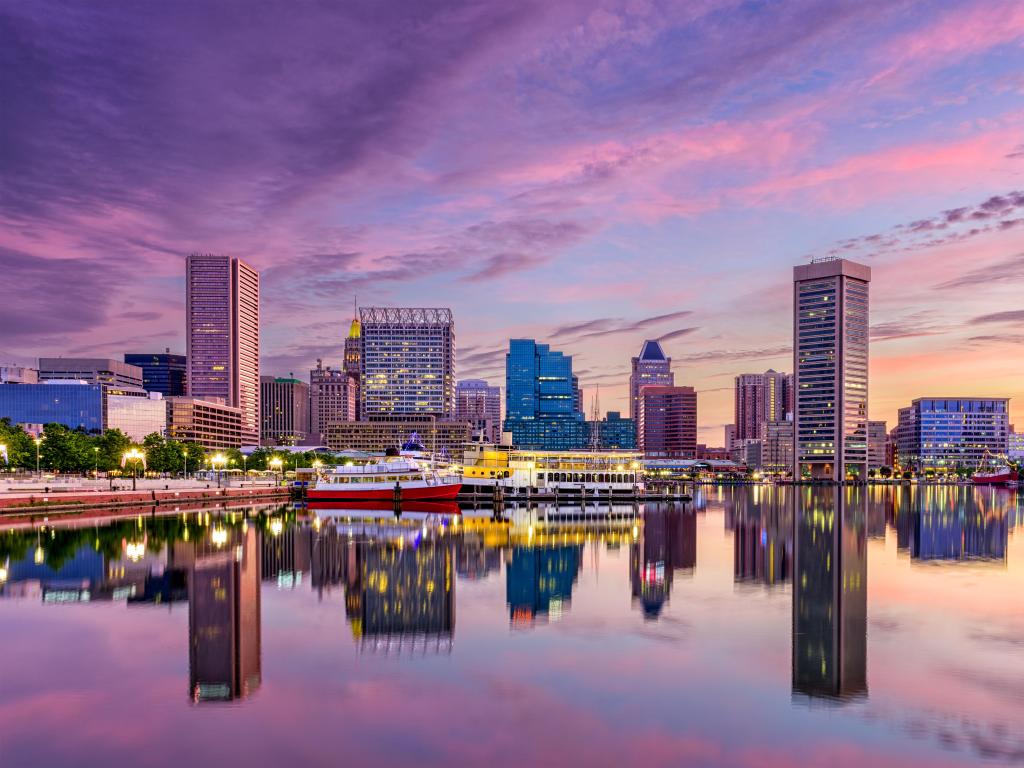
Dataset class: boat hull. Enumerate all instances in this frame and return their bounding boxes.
[972,470,1018,486]
[306,483,462,502]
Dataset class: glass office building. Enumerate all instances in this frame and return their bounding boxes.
[504,339,587,451]
[0,383,103,432]
[124,352,186,396]
[895,398,1010,471]
[793,258,871,480]
[588,411,637,450]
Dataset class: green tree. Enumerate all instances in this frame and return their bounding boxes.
[182,442,205,475]
[878,466,893,479]
[40,424,94,472]
[94,429,132,472]
[0,418,35,469]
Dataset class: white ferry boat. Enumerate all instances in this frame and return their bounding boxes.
[309,453,461,502]
[459,445,643,498]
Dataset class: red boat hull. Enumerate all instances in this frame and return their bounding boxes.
[307,500,460,515]
[306,483,462,502]
[972,470,1018,485]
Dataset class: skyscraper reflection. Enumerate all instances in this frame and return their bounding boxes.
[506,544,583,626]
[630,504,696,619]
[730,488,792,587]
[342,536,456,653]
[792,487,867,702]
[188,526,262,703]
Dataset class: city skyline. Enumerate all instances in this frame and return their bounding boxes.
[4,2,1024,444]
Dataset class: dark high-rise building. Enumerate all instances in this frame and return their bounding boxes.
[260,376,310,446]
[638,385,697,458]
[124,351,186,396]
[504,339,587,450]
[793,258,870,480]
[188,526,261,702]
[792,488,867,701]
[629,340,674,439]
[185,253,261,445]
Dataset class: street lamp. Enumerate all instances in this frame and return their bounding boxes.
[121,448,146,491]
[241,454,248,486]
[211,453,227,488]
[93,446,100,478]
[34,437,42,476]
[269,456,283,485]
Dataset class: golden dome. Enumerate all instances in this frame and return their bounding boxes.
[347,317,361,339]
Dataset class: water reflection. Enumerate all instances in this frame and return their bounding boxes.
[0,488,1020,766]
[630,504,696,618]
[792,487,868,702]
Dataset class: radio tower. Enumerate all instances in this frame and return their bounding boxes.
[589,384,601,451]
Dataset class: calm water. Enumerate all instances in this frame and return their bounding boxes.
[0,486,1021,767]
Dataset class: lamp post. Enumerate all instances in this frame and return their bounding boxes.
[241,454,248,486]
[122,448,145,491]
[211,452,227,488]
[93,446,100,478]
[34,437,42,477]
[0,443,7,471]
[269,456,283,485]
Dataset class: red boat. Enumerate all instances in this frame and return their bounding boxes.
[971,467,1018,486]
[306,456,462,502]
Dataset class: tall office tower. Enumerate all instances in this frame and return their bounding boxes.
[734,370,792,440]
[309,360,356,444]
[124,350,187,396]
[638,385,697,458]
[792,487,867,701]
[504,339,588,451]
[185,253,261,445]
[455,379,502,443]
[188,526,261,702]
[793,258,870,480]
[629,340,674,430]
[260,376,310,446]
[359,307,455,418]
[343,305,362,420]
[38,357,144,388]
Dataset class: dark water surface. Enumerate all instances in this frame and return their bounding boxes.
[0,485,1021,767]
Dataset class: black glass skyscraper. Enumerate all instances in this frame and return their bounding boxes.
[125,351,186,396]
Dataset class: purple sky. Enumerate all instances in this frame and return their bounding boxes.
[3,0,1024,441]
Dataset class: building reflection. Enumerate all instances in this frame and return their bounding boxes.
[187,526,262,703]
[339,533,456,653]
[630,504,696,619]
[890,486,1009,562]
[792,487,867,702]
[729,489,792,587]
[263,524,313,588]
[506,544,582,626]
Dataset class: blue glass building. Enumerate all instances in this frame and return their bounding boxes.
[124,352,186,396]
[504,339,587,450]
[895,398,1009,471]
[588,411,637,450]
[0,383,103,431]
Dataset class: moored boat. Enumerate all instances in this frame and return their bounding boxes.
[971,467,1018,486]
[308,456,461,501]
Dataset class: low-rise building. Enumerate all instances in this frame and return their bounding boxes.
[38,357,144,389]
[166,397,243,449]
[867,419,888,471]
[761,420,794,475]
[323,416,471,456]
[0,365,38,384]
[895,397,1010,472]
[0,381,104,431]
[107,392,167,441]
[1008,430,1024,461]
